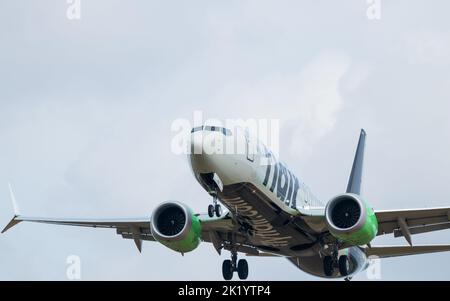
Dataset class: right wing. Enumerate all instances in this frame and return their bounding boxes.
[2,214,154,252]
[2,212,242,253]
[1,184,242,254]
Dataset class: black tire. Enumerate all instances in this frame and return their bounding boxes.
[237,259,249,280]
[338,255,350,276]
[323,256,334,277]
[208,204,215,218]
[222,259,233,280]
[215,204,222,217]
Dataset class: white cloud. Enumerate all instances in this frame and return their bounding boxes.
[212,52,351,157]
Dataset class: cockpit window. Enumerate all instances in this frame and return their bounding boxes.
[191,126,232,136]
[222,128,232,136]
[191,126,204,133]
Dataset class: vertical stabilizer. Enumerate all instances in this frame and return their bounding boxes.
[346,129,366,195]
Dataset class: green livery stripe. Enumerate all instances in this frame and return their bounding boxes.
[156,213,202,253]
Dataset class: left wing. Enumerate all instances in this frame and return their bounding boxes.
[375,207,450,245]
[365,244,450,258]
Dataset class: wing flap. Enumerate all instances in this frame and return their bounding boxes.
[376,207,450,245]
[376,208,450,234]
[394,222,450,237]
[376,207,450,223]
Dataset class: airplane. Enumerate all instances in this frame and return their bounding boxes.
[3,125,450,280]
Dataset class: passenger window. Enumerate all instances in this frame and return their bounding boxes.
[222,128,232,136]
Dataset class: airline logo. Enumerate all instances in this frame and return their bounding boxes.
[262,155,300,209]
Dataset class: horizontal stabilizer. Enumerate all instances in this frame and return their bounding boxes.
[365,245,450,258]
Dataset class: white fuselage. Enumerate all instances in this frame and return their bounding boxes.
[189,126,322,214]
[188,126,369,278]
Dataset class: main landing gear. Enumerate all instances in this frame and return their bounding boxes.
[208,194,222,218]
[222,250,248,280]
[323,253,351,278]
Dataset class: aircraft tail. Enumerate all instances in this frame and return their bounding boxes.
[346,129,366,195]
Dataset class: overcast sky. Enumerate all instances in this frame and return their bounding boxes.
[1,0,450,280]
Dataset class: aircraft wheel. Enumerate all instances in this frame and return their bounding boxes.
[215,204,222,217]
[222,259,233,280]
[208,204,215,218]
[237,259,249,280]
[338,255,350,276]
[323,256,334,277]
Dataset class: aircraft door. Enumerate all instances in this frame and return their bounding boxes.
[245,132,255,162]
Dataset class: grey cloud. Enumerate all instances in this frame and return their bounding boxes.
[1,0,450,280]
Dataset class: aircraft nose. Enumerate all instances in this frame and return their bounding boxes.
[190,132,204,156]
[188,130,223,174]
[189,132,210,174]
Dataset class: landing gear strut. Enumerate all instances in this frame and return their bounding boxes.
[208,194,222,218]
[222,250,248,280]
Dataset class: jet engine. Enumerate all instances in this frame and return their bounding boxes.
[150,201,202,253]
[325,193,378,246]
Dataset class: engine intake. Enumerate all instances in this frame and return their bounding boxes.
[155,205,187,236]
[151,202,201,253]
[327,194,363,230]
[325,193,378,246]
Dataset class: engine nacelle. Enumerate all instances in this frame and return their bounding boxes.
[325,193,378,246]
[150,201,202,253]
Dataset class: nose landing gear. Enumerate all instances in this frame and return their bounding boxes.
[208,194,222,218]
[222,250,248,280]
